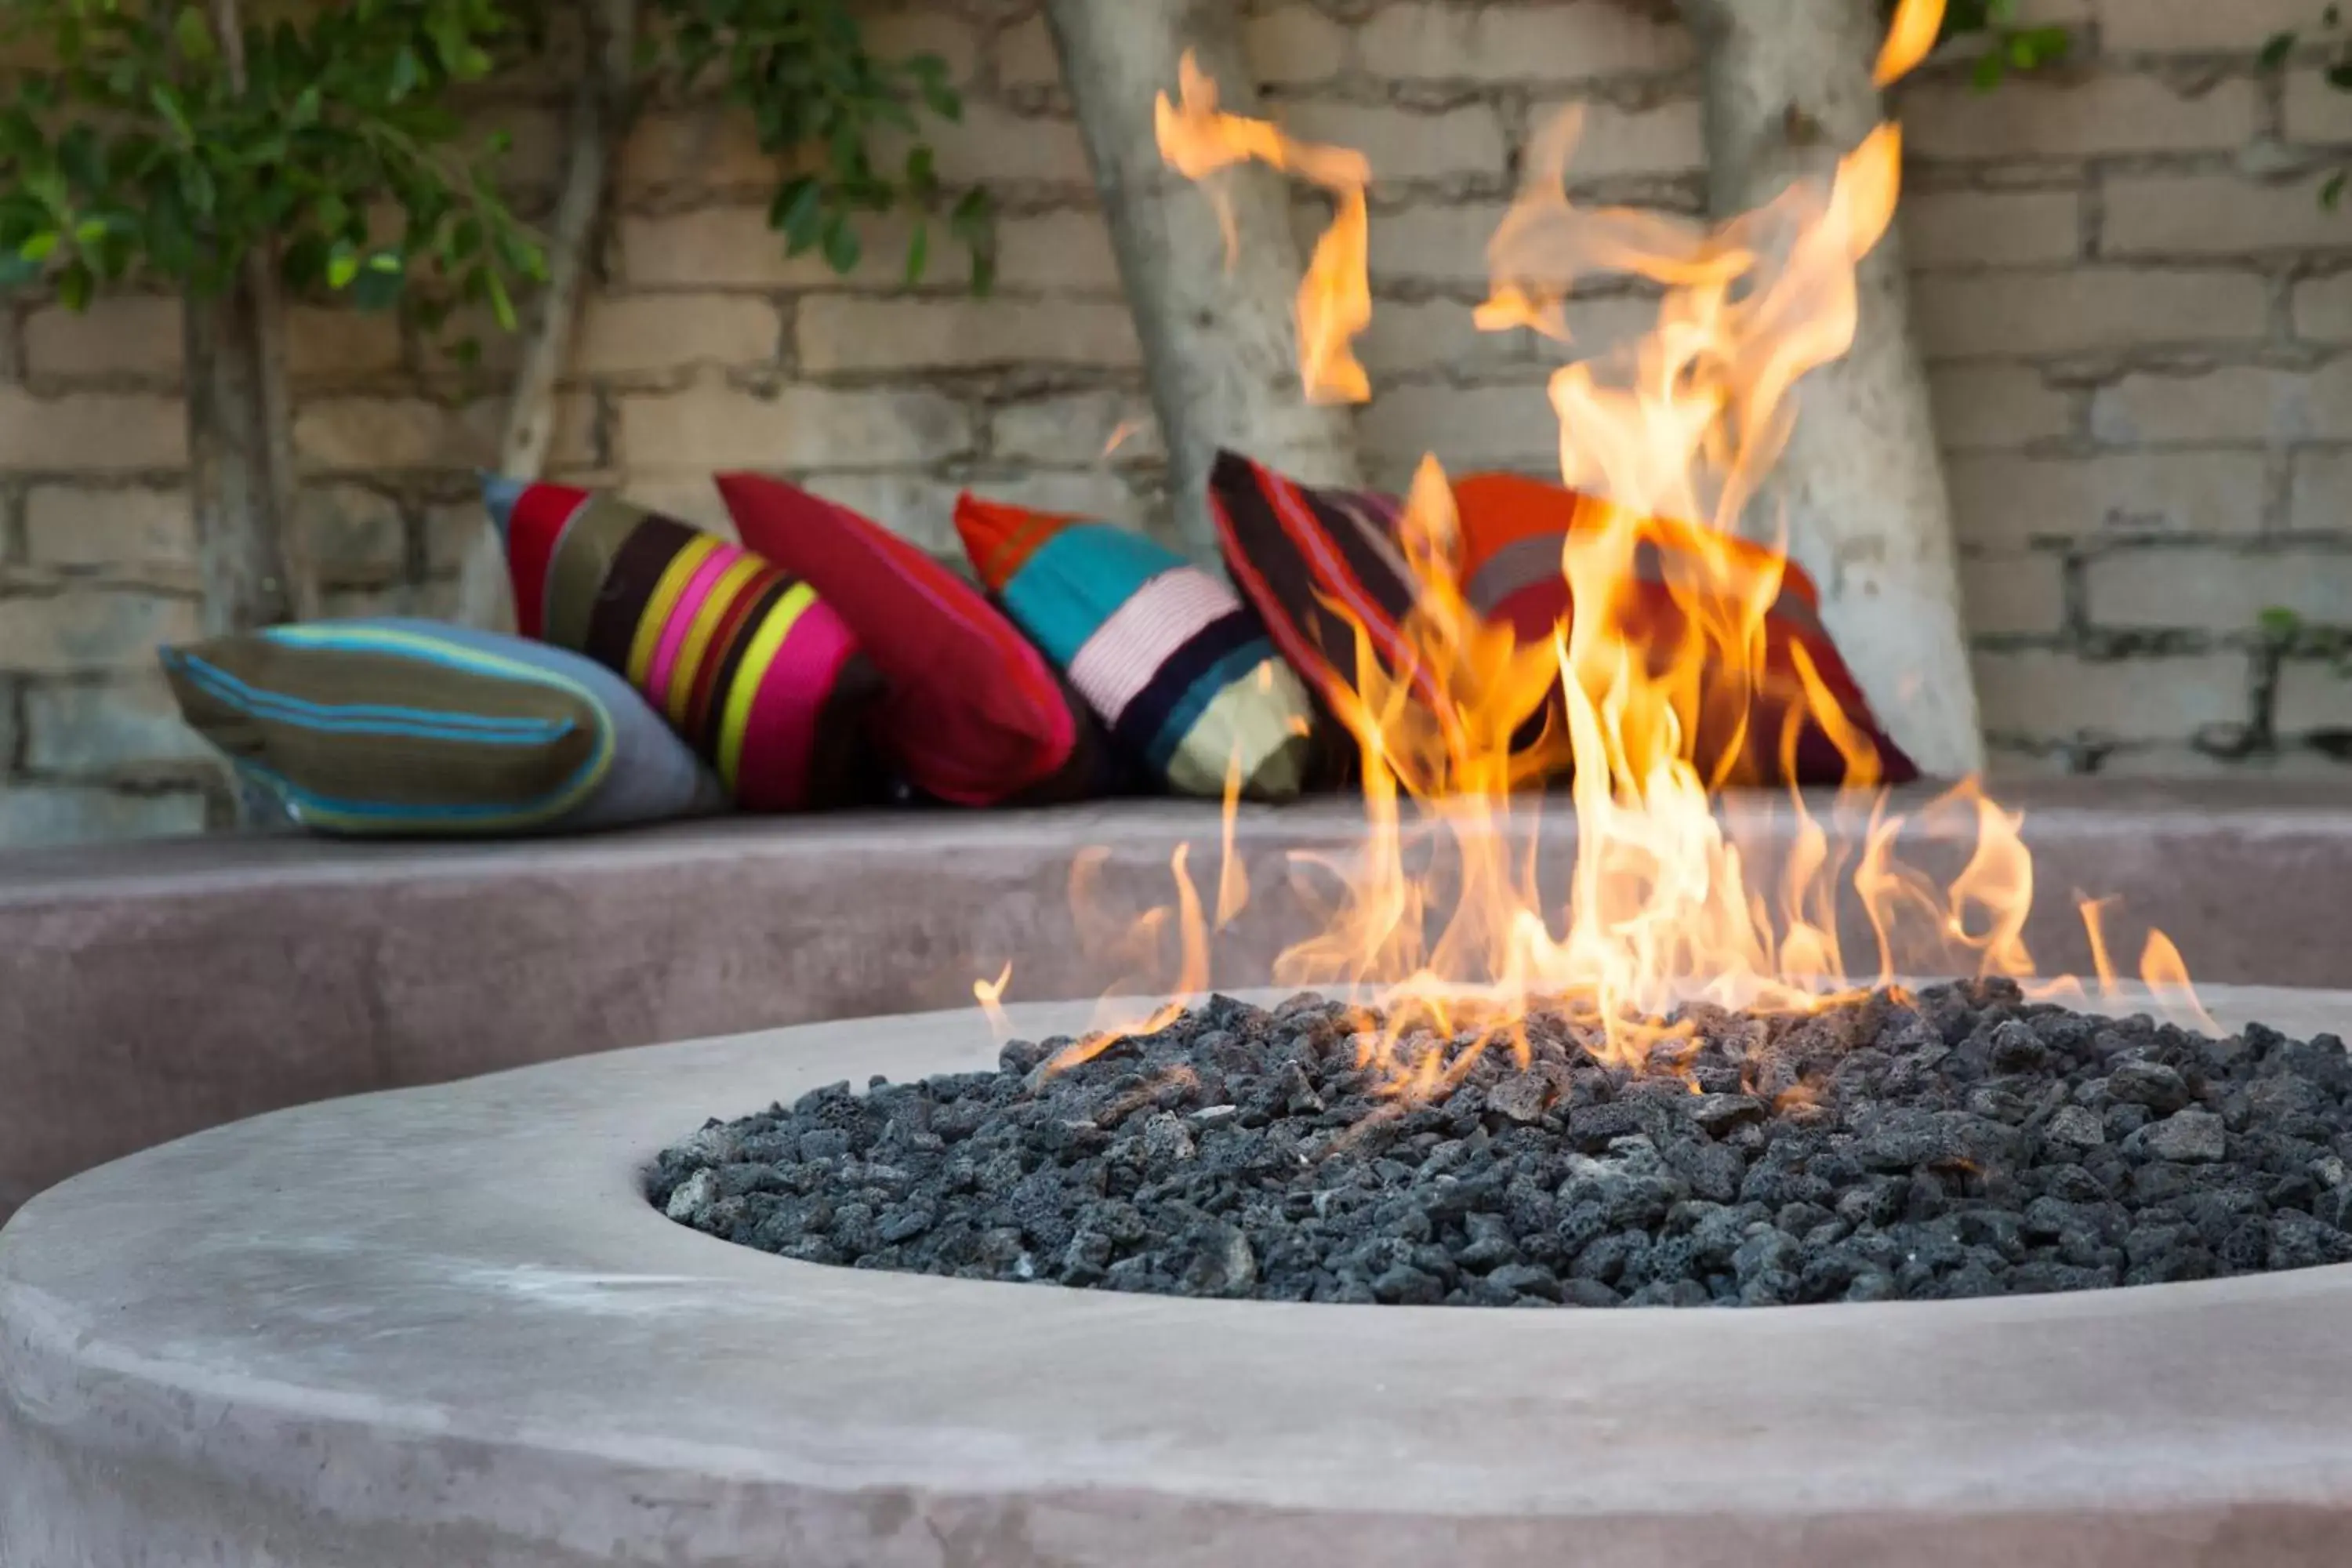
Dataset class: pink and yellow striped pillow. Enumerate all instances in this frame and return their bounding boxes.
[486,478,884,811]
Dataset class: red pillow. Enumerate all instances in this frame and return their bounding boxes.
[1451,472,1918,786]
[714,473,1101,805]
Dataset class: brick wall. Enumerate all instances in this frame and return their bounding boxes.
[3,0,2349,846]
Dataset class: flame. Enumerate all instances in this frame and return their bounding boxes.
[978,11,2210,1077]
[973,963,1014,1042]
[1101,416,1147,461]
[1875,0,1949,88]
[1154,51,1373,404]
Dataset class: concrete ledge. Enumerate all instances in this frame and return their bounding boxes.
[3,779,2350,1218]
[6,984,2352,1566]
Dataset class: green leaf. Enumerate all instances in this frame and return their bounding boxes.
[2325,170,2349,210]
[326,242,361,290]
[2263,31,2299,69]
[351,254,408,311]
[18,230,60,263]
[2329,59,2352,90]
[56,259,93,312]
[771,176,824,254]
[903,220,929,285]
[0,251,43,291]
[1970,50,2007,93]
[2332,4,2346,27]
[486,269,517,332]
[821,215,862,275]
[172,5,215,63]
[2259,607,2304,641]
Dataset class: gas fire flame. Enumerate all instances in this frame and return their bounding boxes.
[993,1,2213,1089]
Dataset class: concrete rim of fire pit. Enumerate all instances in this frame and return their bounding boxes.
[9,987,2352,1567]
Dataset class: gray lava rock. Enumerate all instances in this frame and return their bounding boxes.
[648,983,2352,1312]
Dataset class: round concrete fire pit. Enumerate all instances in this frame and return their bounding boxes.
[8,987,2352,1566]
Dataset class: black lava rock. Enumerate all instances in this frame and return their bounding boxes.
[648,987,2352,1309]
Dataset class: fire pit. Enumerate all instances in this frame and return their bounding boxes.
[652,982,2352,1308]
[9,985,2352,1566]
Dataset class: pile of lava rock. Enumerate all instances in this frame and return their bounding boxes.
[651,982,2352,1307]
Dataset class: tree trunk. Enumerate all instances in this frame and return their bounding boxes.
[189,0,311,637]
[185,278,304,635]
[455,0,638,633]
[1042,0,1361,562]
[1678,0,1985,779]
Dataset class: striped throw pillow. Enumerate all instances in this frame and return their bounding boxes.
[159,619,721,836]
[485,478,884,811]
[954,493,1316,800]
[716,473,1110,808]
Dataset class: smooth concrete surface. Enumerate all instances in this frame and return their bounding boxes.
[2,780,2350,1220]
[7,985,2352,1567]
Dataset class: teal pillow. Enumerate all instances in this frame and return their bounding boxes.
[159,619,724,837]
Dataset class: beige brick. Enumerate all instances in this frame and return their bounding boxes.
[1911,269,2270,358]
[1358,382,1566,471]
[618,205,928,290]
[996,13,1060,91]
[0,387,185,470]
[301,484,408,581]
[24,485,195,566]
[2096,0,2318,53]
[1359,298,1530,378]
[1960,552,2068,637]
[0,588,200,675]
[797,297,1139,372]
[2092,361,2352,445]
[1973,649,2250,742]
[24,296,182,379]
[24,673,214,773]
[321,579,463,621]
[2277,661,2352,734]
[996,210,1123,292]
[1556,98,1706,181]
[993,394,1164,466]
[1946,452,2267,546]
[2093,743,2352,779]
[1902,189,2082,268]
[2103,172,2348,255]
[1904,74,2256,161]
[2085,546,2352,630]
[610,477,737,539]
[574,295,781,375]
[2285,68,2352,144]
[286,305,405,379]
[1368,201,1515,287]
[474,103,564,189]
[293,396,508,472]
[1277,101,1508,184]
[861,10,981,83]
[2293,274,2352,341]
[1246,5,1353,84]
[615,377,973,470]
[1357,2,1693,81]
[1929,365,2076,450]
[2287,449,2352,532]
[619,108,782,191]
[0,786,207,847]
[880,102,1091,186]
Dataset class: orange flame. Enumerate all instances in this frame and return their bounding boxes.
[979,11,2210,1077]
[973,962,1014,1041]
[1875,0,1950,88]
[1154,51,1373,404]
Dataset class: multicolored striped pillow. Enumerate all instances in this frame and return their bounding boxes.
[716,473,1108,807]
[159,619,721,836]
[1206,449,1431,730]
[1450,472,1918,786]
[485,478,884,811]
[953,493,1316,800]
